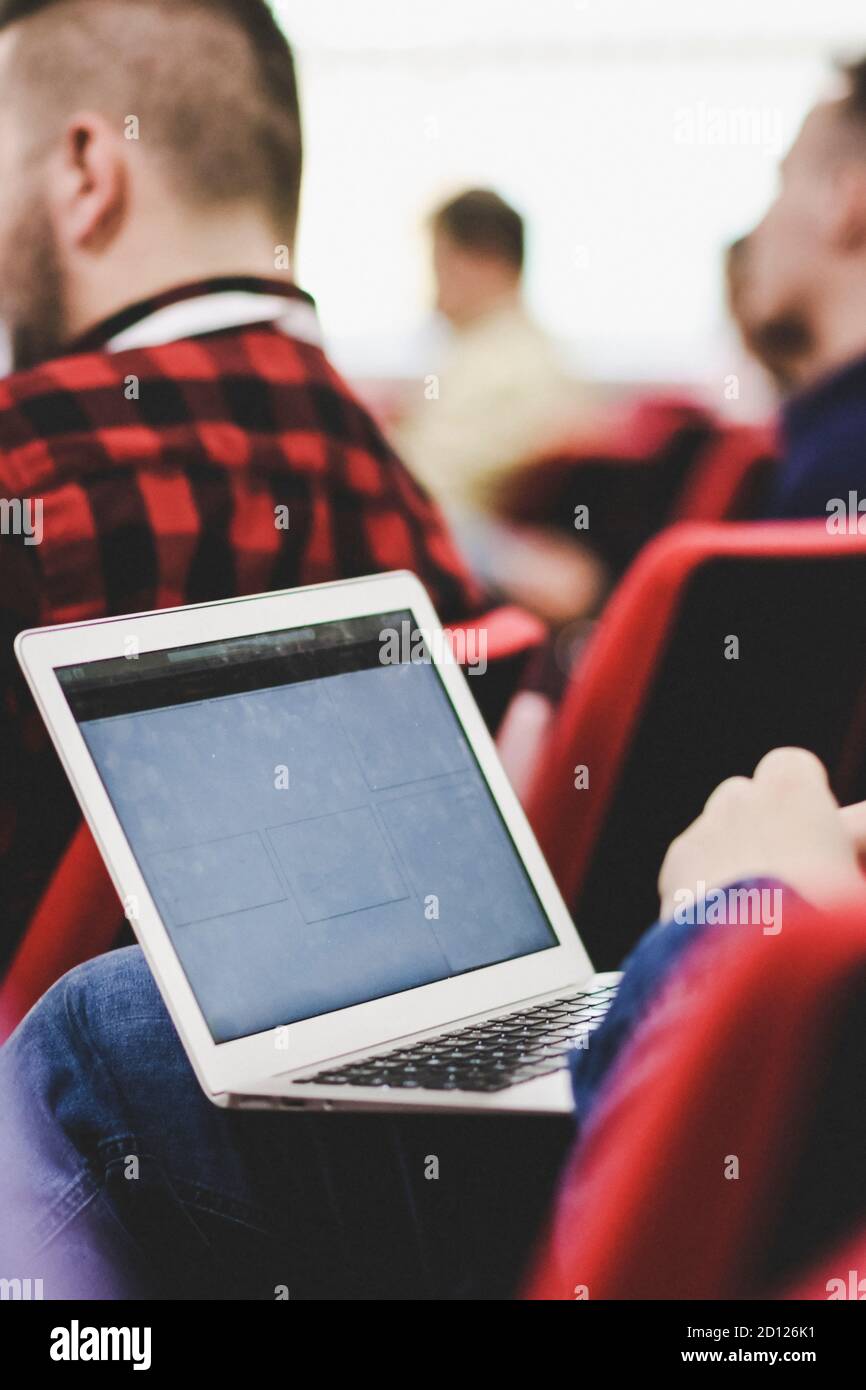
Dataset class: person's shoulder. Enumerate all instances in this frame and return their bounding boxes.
[771,414,866,519]
[0,326,329,421]
[0,350,128,493]
[0,348,128,424]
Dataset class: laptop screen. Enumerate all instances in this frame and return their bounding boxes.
[57,609,557,1043]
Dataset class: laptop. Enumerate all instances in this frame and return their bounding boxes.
[16,570,619,1115]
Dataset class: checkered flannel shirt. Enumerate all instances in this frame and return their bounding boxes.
[0,276,483,963]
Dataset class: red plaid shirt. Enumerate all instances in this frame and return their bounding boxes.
[0,277,483,963]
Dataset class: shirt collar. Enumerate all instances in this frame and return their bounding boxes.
[67,276,321,354]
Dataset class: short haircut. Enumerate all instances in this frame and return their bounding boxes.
[0,0,302,233]
[432,188,524,272]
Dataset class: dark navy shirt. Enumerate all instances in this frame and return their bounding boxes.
[766,352,866,519]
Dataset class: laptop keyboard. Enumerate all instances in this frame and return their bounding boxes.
[294,983,618,1093]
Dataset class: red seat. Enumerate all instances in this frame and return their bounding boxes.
[493,397,777,583]
[0,821,120,1041]
[524,521,866,970]
[673,420,778,523]
[782,1226,866,1300]
[0,601,544,1039]
[525,898,866,1300]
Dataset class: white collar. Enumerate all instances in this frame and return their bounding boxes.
[104,289,322,353]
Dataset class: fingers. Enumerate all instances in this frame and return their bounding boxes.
[660,776,751,900]
[753,746,832,796]
[658,749,836,916]
[702,775,752,816]
[656,749,866,923]
[841,801,866,853]
[753,752,866,854]
[702,750,830,820]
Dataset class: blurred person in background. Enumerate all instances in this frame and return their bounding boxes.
[725,236,798,399]
[391,189,602,624]
[733,57,866,519]
[480,54,866,630]
[394,188,582,520]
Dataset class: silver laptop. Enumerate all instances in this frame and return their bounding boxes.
[16,570,619,1115]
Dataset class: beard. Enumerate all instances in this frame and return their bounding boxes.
[741,311,815,396]
[726,239,815,395]
[0,184,66,372]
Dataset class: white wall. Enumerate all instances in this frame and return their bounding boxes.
[274,0,864,398]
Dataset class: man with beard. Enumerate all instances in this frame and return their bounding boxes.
[733,59,866,519]
[0,0,482,964]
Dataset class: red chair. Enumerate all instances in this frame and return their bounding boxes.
[492,410,778,793]
[673,419,777,523]
[0,821,121,1041]
[493,396,724,582]
[524,522,866,970]
[783,1226,866,1300]
[493,397,777,584]
[449,604,546,733]
[0,601,545,1039]
[526,898,866,1300]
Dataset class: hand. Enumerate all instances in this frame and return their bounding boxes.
[840,800,866,862]
[658,747,866,922]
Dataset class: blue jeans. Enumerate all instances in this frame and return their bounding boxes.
[0,910,717,1300]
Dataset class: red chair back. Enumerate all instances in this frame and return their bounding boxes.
[0,821,120,1041]
[525,521,866,969]
[494,397,719,580]
[494,399,777,591]
[782,1226,866,1300]
[526,900,866,1300]
[673,420,777,522]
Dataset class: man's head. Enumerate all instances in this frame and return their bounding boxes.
[0,0,302,368]
[430,188,524,327]
[735,59,866,391]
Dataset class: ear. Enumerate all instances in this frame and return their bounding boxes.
[826,163,866,254]
[48,112,127,253]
